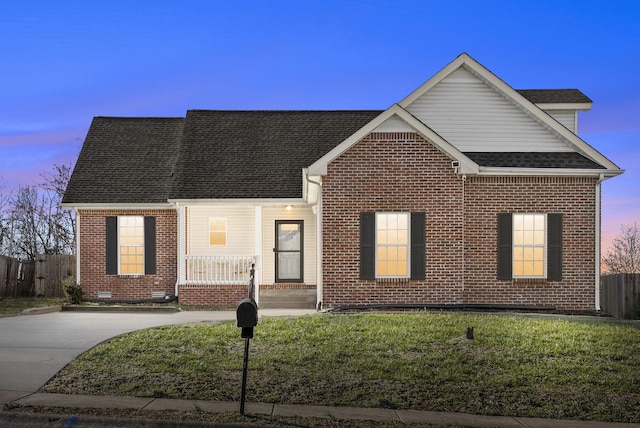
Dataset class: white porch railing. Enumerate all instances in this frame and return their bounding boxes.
[185,255,256,285]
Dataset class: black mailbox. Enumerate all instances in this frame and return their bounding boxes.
[236,297,258,338]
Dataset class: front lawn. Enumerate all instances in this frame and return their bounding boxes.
[43,312,640,423]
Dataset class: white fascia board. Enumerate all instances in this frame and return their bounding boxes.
[167,198,308,207]
[308,104,479,176]
[535,102,592,111]
[399,53,620,172]
[479,167,624,178]
[60,202,175,210]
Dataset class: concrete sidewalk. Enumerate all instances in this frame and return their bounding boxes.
[2,391,639,427]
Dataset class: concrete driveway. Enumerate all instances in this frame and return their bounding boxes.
[0,308,314,397]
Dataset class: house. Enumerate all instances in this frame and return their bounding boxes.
[61,53,623,311]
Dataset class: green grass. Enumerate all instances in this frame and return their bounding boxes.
[0,297,65,317]
[42,312,640,423]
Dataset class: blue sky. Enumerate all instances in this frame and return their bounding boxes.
[1,0,638,252]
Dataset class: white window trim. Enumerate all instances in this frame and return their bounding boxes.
[118,216,145,276]
[512,213,547,279]
[375,212,411,279]
[209,217,228,247]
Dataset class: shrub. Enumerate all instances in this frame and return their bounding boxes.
[62,277,83,305]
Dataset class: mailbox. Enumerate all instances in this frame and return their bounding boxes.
[236,297,258,338]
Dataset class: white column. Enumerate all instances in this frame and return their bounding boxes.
[254,205,262,305]
[176,203,186,297]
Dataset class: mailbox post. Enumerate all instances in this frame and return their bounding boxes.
[236,297,257,415]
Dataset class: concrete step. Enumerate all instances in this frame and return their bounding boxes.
[259,289,316,309]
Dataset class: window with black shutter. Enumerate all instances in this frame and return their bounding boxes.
[360,211,425,280]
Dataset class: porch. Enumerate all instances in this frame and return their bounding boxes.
[179,255,316,309]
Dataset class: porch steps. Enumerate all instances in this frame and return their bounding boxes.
[259,289,316,309]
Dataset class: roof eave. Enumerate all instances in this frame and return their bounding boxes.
[60,202,176,210]
[167,198,308,206]
[535,102,592,111]
[478,167,624,178]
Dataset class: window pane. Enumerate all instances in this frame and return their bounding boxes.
[513,230,524,245]
[377,230,387,245]
[278,253,300,279]
[533,261,544,276]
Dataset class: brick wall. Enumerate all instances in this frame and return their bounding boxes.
[78,209,177,301]
[464,176,597,310]
[178,284,247,307]
[321,132,598,310]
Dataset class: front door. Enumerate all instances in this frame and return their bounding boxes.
[275,220,303,283]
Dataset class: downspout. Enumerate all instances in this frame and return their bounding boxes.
[306,174,323,310]
[595,173,605,311]
[461,174,466,303]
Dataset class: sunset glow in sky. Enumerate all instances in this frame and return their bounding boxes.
[1,1,638,254]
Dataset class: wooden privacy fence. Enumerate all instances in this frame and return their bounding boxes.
[600,273,640,319]
[0,254,75,298]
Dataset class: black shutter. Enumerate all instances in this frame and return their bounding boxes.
[105,216,118,275]
[144,216,157,275]
[497,213,512,280]
[410,212,426,280]
[547,213,562,281]
[360,212,375,280]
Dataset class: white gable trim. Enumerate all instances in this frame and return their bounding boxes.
[398,53,621,172]
[307,104,479,176]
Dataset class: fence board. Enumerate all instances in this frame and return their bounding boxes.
[600,274,640,319]
[34,254,75,297]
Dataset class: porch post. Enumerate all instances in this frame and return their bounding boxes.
[176,203,186,297]
[254,205,262,306]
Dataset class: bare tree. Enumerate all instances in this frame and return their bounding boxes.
[1,164,75,260]
[603,223,640,274]
[40,163,75,255]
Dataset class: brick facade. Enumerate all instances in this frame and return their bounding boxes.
[177,284,248,307]
[78,209,177,301]
[321,132,598,310]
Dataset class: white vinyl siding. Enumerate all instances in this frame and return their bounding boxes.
[406,68,573,152]
[188,206,254,256]
[262,206,316,285]
[544,110,577,133]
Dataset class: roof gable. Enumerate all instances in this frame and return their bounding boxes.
[397,53,620,172]
[308,104,480,176]
[62,117,184,204]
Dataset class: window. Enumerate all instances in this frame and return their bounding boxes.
[376,213,409,277]
[360,212,425,280]
[209,218,227,246]
[512,214,546,278]
[106,216,156,276]
[497,213,562,281]
[119,216,145,275]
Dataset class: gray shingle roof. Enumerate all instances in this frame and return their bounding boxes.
[464,152,606,169]
[62,117,184,204]
[63,108,609,205]
[169,110,381,199]
[517,89,592,104]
